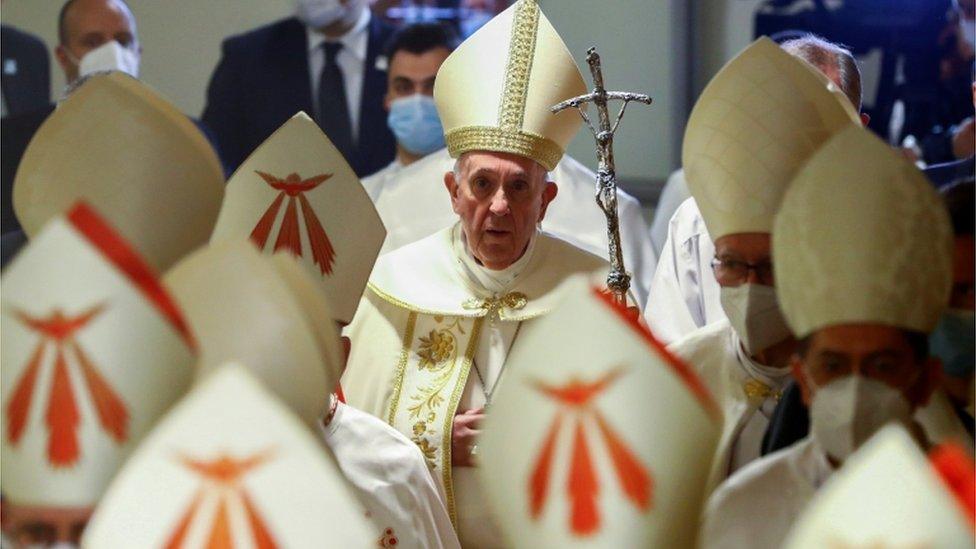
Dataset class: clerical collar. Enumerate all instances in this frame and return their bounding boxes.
[733,329,790,386]
[454,223,538,295]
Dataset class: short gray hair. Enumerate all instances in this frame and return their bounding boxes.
[781,35,862,111]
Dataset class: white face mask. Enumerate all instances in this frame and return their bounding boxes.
[295,0,362,29]
[719,283,792,355]
[75,40,140,80]
[808,375,913,463]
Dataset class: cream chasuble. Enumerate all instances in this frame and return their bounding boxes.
[341,223,608,540]
[669,320,791,495]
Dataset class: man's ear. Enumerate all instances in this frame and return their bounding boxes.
[792,356,813,407]
[383,89,393,112]
[445,170,461,215]
[860,112,871,127]
[538,180,558,222]
[54,44,73,75]
[907,356,942,409]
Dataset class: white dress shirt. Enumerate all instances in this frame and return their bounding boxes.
[305,8,371,140]
[649,168,690,259]
[362,159,404,202]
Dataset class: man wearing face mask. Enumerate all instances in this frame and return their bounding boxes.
[1,0,139,238]
[361,22,457,202]
[645,35,869,345]
[667,36,862,496]
[700,125,952,549]
[202,0,395,177]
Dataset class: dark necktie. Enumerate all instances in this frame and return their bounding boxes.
[318,42,355,161]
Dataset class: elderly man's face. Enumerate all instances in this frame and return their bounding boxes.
[55,0,139,83]
[445,152,557,270]
[1,502,93,547]
[712,233,774,287]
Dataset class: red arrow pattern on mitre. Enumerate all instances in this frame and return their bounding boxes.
[5,304,128,467]
[528,368,653,536]
[164,449,278,549]
[249,171,336,276]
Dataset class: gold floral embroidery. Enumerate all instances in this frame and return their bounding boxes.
[417,329,455,370]
[411,413,438,469]
[462,291,528,320]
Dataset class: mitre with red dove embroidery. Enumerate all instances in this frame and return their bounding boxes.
[82,365,375,547]
[478,277,721,547]
[209,112,386,322]
[1,202,196,508]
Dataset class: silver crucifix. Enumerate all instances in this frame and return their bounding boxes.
[551,47,652,306]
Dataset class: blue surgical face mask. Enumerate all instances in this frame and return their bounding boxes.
[930,308,976,377]
[387,94,445,157]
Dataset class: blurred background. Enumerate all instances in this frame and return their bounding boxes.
[2,0,973,207]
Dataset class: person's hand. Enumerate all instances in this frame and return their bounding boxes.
[951,117,975,160]
[452,408,484,467]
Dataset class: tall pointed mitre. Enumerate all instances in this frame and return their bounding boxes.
[208,112,386,323]
[81,365,375,547]
[682,37,860,240]
[478,276,721,547]
[1,202,196,508]
[163,240,341,427]
[433,0,586,171]
[12,72,225,272]
[783,425,974,548]
[773,126,952,337]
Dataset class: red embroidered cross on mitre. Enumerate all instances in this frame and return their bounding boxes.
[249,171,336,276]
[528,368,653,536]
[5,304,128,467]
[164,449,278,549]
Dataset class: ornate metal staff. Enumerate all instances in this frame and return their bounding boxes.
[551,47,652,306]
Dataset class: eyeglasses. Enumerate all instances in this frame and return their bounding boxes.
[710,257,775,285]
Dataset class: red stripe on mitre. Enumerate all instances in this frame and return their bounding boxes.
[929,443,976,529]
[591,287,720,421]
[65,201,197,351]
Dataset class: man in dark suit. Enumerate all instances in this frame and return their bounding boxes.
[202,1,396,177]
[1,24,51,118]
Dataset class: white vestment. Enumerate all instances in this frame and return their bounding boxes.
[341,223,608,547]
[321,401,460,549]
[645,197,725,344]
[361,159,404,202]
[669,320,791,494]
[701,437,832,549]
[649,168,690,259]
[369,148,656,309]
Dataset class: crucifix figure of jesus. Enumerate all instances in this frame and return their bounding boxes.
[552,47,652,305]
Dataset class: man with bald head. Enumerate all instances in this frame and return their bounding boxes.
[55,0,140,85]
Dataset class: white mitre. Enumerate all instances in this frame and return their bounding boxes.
[773,126,953,337]
[783,425,974,548]
[82,365,375,547]
[209,112,386,323]
[13,72,225,272]
[479,276,720,547]
[683,36,860,241]
[1,202,196,508]
[434,0,586,171]
[163,240,341,428]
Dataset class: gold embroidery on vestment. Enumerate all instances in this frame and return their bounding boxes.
[387,312,418,425]
[444,126,562,171]
[499,0,539,131]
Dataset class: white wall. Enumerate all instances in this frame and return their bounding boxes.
[1,0,293,116]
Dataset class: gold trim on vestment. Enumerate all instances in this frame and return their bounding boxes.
[387,311,418,425]
[444,126,562,171]
[441,316,484,527]
[498,0,539,131]
[367,282,483,317]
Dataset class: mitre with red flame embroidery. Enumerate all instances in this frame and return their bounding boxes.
[783,425,974,548]
[82,365,375,547]
[478,276,721,547]
[209,112,387,323]
[1,202,196,508]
